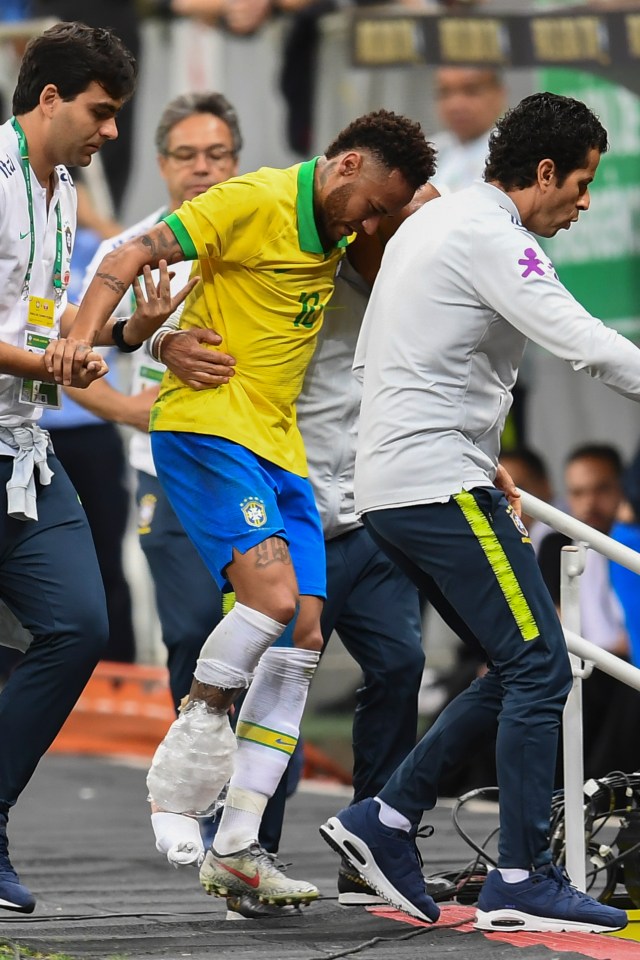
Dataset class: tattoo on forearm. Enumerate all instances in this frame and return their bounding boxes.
[140,234,157,257]
[255,538,291,569]
[96,271,127,295]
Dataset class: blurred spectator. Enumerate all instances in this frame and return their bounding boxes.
[431,67,506,194]
[610,443,640,668]
[538,444,640,778]
[280,0,457,155]
[31,0,141,214]
[539,444,628,654]
[168,0,272,34]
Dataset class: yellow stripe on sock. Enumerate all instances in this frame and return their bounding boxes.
[235,720,298,755]
[221,591,236,616]
[454,491,540,642]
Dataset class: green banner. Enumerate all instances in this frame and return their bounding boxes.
[537,3,640,341]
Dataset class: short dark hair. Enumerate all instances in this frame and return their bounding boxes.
[325,109,436,192]
[484,92,608,189]
[13,21,137,115]
[155,91,243,157]
[565,443,623,477]
[501,446,550,483]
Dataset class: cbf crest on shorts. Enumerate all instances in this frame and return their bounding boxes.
[241,497,267,528]
[137,493,157,535]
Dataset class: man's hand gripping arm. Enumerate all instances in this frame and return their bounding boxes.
[44,222,198,386]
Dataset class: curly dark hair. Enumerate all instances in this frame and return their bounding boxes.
[325,109,436,191]
[13,21,137,115]
[484,92,608,189]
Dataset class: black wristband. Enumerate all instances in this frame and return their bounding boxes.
[112,318,143,353]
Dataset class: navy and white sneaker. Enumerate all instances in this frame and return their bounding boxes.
[320,798,440,923]
[476,864,628,933]
[0,816,35,914]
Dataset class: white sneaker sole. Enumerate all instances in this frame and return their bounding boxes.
[475,907,627,933]
[338,891,386,906]
[320,816,437,923]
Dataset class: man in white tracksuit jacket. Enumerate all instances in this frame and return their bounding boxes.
[321,92,640,935]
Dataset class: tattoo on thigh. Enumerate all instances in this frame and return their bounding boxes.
[255,538,291,568]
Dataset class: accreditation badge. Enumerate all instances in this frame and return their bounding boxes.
[19,328,61,408]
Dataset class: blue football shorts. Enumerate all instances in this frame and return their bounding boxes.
[151,431,326,598]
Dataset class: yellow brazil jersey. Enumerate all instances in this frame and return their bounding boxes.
[149,158,350,476]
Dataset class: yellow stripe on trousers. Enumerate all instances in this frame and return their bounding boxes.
[453,491,540,641]
[235,720,298,755]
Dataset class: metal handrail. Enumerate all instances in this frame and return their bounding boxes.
[564,627,640,691]
[520,490,640,574]
[518,488,640,890]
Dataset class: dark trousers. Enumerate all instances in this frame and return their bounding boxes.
[259,525,425,852]
[321,526,424,801]
[48,424,135,663]
[136,472,223,710]
[0,456,108,815]
[364,488,572,871]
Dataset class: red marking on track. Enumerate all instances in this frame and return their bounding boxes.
[367,904,638,957]
[367,903,475,929]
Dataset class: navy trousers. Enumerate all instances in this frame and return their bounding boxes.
[258,525,425,852]
[136,472,223,711]
[364,488,572,871]
[321,526,425,802]
[0,455,108,816]
[48,423,135,663]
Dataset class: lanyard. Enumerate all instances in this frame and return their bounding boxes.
[11,117,63,300]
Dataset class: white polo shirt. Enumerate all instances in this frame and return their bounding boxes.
[0,118,76,451]
[354,180,640,514]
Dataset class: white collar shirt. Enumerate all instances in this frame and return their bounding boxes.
[0,117,76,447]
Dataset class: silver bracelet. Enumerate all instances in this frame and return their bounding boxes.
[150,328,174,363]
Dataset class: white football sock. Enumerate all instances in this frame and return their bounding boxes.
[213,646,319,855]
[375,797,412,832]
[195,602,287,689]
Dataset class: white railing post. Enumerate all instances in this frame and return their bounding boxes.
[517,490,640,892]
[560,544,592,891]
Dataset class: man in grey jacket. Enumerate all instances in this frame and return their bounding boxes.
[320,92,640,934]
